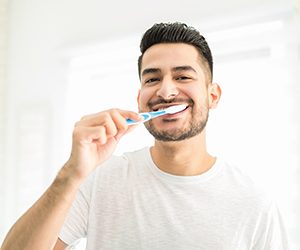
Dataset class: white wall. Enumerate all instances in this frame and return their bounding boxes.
[1,0,299,248]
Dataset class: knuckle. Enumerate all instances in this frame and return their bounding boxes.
[98,126,105,136]
[108,125,118,136]
[80,115,88,121]
[109,108,120,116]
[72,126,82,139]
[74,120,82,127]
[102,112,111,121]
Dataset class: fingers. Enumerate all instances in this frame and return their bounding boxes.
[74,109,142,144]
[73,125,107,144]
[78,109,141,127]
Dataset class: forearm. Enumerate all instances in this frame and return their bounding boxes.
[1,108,137,250]
[1,163,82,250]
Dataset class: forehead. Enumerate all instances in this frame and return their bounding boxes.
[141,43,203,73]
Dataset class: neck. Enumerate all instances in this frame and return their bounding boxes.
[151,130,216,176]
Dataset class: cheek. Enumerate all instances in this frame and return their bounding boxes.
[138,88,153,109]
[182,87,202,101]
[185,88,209,108]
[139,88,153,102]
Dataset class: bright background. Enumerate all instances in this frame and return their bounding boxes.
[0,0,299,249]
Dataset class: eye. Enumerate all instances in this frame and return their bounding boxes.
[177,76,189,80]
[176,76,191,81]
[144,78,160,85]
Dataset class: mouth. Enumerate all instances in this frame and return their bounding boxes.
[151,103,190,112]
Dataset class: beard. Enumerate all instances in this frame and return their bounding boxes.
[144,99,209,142]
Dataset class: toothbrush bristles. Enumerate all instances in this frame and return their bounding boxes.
[166,105,187,114]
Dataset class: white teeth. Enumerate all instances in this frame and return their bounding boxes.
[155,106,177,111]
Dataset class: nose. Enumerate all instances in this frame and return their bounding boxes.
[156,78,179,100]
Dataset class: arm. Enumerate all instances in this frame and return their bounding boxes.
[1,109,141,250]
[1,163,81,250]
[252,201,289,250]
[53,239,68,250]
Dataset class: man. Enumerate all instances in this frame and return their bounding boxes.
[1,22,288,249]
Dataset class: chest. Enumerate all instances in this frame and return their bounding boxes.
[86,178,253,249]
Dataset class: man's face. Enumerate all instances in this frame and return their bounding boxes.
[138,43,213,142]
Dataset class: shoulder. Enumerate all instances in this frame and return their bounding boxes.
[217,159,273,210]
[219,161,289,248]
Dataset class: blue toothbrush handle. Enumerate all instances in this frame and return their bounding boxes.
[126,118,140,125]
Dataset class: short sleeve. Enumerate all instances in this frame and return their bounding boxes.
[253,201,289,250]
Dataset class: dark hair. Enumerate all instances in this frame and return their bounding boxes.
[138,22,213,81]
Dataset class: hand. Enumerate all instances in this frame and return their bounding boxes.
[65,109,141,181]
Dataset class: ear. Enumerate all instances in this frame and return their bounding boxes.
[208,83,221,109]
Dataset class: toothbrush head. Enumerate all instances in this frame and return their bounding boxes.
[164,104,187,114]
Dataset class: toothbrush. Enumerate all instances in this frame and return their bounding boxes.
[126,104,187,125]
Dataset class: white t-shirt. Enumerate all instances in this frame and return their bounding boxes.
[59,147,288,249]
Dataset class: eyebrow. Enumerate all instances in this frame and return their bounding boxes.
[172,65,197,73]
[141,68,161,76]
[141,65,197,77]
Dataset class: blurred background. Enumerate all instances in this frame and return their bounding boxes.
[0,0,299,249]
